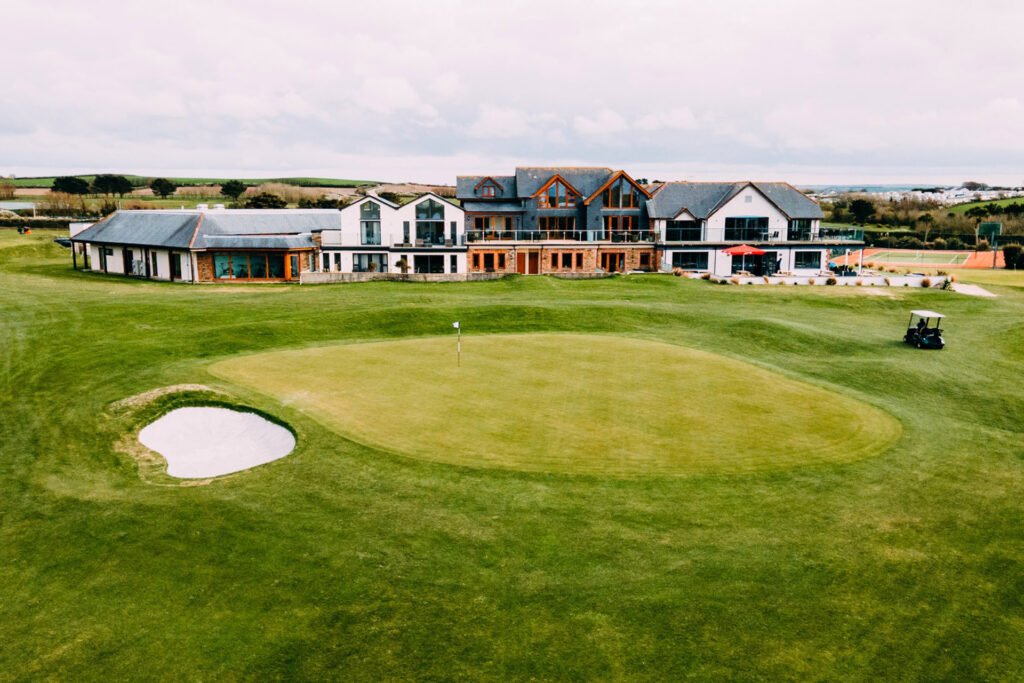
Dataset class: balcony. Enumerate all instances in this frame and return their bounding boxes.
[466,229,656,243]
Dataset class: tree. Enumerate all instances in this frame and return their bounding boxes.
[220,180,246,200]
[92,174,134,197]
[850,198,875,223]
[0,180,15,200]
[1002,244,1022,270]
[965,205,991,220]
[149,177,177,198]
[915,212,935,241]
[243,192,286,209]
[962,181,988,191]
[52,176,91,195]
[379,191,403,205]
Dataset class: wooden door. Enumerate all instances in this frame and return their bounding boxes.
[516,251,526,274]
[528,251,539,274]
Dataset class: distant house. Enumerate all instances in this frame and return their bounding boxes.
[70,208,334,282]
[648,182,840,276]
[318,192,465,274]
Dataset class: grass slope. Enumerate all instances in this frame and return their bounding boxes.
[1,231,1023,679]
[211,334,900,476]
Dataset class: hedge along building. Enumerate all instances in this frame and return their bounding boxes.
[318,192,466,274]
[456,167,655,275]
[70,208,338,282]
[647,181,860,276]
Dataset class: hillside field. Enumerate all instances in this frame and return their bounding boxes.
[1,231,1022,679]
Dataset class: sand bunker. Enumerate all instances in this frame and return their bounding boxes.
[138,407,294,478]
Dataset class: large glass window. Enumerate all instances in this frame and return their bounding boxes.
[538,179,577,208]
[538,215,577,238]
[724,217,769,241]
[665,220,701,241]
[472,251,506,272]
[602,177,640,208]
[473,215,513,239]
[268,253,285,278]
[794,251,821,269]
[354,253,387,272]
[231,252,249,279]
[415,199,445,245]
[360,201,382,245]
[604,215,633,241]
[214,253,231,279]
[672,251,709,270]
[788,219,812,240]
[414,254,445,273]
[250,254,267,278]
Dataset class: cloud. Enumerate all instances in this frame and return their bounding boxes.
[573,109,629,136]
[635,108,699,132]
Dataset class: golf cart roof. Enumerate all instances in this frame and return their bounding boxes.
[911,310,945,319]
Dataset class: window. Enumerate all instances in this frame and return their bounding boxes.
[549,251,585,271]
[602,176,641,208]
[724,217,769,241]
[481,184,496,198]
[788,219,812,241]
[353,253,387,272]
[171,253,182,279]
[360,201,382,246]
[561,252,573,268]
[575,252,583,268]
[322,254,330,270]
[551,253,557,268]
[414,254,445,273]
[665,220,700,241]
[474,215,513,239]
[334,253,341,271]
[672,251,709,270]
[472,251,506,271]
[212,252,290,279]
[537,179,578,208]
[150,252,158,277]
[538,215,576,238]
[794,251,821,269]
[745,195,752,203]
[450,255,457,273]
[603,215,633,240]
[639,252,651,269]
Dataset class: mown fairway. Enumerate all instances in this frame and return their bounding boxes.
[1,232,1023,680]
[211,334,900,476]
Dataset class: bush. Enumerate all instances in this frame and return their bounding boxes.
[1002,244,1022,269]
[921,278,931,288]
[856,279,863,286]
[976,239,990,252]
[730,276,740,285]
[884,277,891,286]
[244,192,287,209]
[700,272,712,280]
[946,237,966,250]
[932,237,948,250]
[826,277,837,285]
[671,267,684,277]
[807,278,816,285]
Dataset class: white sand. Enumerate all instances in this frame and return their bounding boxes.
[951,283,996,297]
[138,407,295,478]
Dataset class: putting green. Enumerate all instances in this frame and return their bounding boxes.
[210,334,900,476]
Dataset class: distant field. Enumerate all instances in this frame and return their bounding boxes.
[947,197,1023,214]
[6,175,378,188]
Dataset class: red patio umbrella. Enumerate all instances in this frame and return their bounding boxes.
[722,244,766,273]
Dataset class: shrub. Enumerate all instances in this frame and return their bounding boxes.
[865,261,875,268]
[807,278,816,285]
[672,267,684,277]
[921,277,931,288]
[884,277,891,286]
[976,239,990,252]
[763,275,771,284]
[950,274,957,282]
[826,277,837,285]
[855,279,863,286]
[1002,244,1022,269]
[946,237,966,250]
[932,237,948,250]
[730,276,740,285]
[700,272,712,280]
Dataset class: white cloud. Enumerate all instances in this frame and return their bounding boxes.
[635,108,699,132]
[573,109,629,136]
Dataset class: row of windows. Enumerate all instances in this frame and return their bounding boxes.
[471,251,507,271]
[669,250,821,270]
[550,251,585,270]
[213,252,291,279]
[320,253,459,273]
[359,198,446,221]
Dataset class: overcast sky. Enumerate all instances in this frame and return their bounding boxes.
[3,0,1023,185]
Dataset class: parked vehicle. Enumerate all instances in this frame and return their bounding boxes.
[904,310,945,349]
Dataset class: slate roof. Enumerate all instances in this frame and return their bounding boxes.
[71,211,200,248]
[646,182,822,220]
[455,175,517,199]
[514,167,613,198]
[72,209,339,250]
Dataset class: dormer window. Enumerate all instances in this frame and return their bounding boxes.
[475,177,502,198]
[538,179,578,208]
[602,177,641,209]
[481,184,496,198]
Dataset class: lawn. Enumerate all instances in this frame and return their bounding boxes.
[947,197,1023,214]
[6,175,378,188]
[2,231,1023,679]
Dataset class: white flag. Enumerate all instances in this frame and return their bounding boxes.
[452,321,460,329]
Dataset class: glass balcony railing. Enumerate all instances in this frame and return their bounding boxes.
[466,229,656,243]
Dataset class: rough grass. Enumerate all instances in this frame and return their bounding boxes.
[211,334,900,476]
[6,175,378,188]
[2,230,1023,679]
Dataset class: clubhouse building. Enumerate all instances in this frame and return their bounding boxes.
[70,168,861,282]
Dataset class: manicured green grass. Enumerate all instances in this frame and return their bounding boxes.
[212,334,899,476]
[2,230,1023,679]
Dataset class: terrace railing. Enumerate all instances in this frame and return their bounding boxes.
[466,229,656,243]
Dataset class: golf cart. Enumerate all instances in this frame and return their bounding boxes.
[904,310,945,350]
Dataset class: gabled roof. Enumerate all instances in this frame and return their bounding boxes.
[192,210,339,248]
[514,167,614,198]
[346,194,400,210]
[402,191,463,212]
[456,175,517,199]
[583,170,652,205]
[646,182,823,220]
[461,201,524,213]
[474,176,504,191]
[529,173,584,199]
